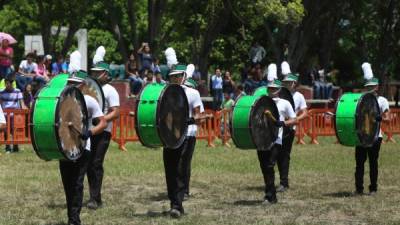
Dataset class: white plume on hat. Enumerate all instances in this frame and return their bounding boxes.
[281,61,291,75]
[165,47,178,69]
[267,63,278,81]
[68,50,81,73]
[185,64,195,79]
[93,46,106,65]
[362,62,373,80]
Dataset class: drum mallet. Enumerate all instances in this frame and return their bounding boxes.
[264,110,277,123]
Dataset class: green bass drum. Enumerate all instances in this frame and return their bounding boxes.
[30,74,89,161]
[335,92,380,147]
[253,86,268,97]
[230,95,279,150]
[135,83,189,149]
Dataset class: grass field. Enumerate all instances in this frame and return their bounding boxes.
[0,137,399,225]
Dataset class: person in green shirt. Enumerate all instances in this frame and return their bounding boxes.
[222,92,235,110]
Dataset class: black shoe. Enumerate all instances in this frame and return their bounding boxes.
[276,185,288,193]
[87,200,102,210]
[183,193,190,201]
[169,208,182,218]
[354,190,364,196]
[12,147,19,153]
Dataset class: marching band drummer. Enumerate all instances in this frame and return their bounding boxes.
[260,79,296,205]
[87,60,120,210]
[355,63,390,195]
[278,63,308,192]
[60,50,107,225]
[163,65,204,218]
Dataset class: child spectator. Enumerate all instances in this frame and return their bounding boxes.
[51,55,68,76]
[155,71,166,84]
[23,83,33,109]
[222,92,235,110]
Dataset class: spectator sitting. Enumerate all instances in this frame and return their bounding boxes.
[0,76,27,153]
[249,41,266,65]
[155,71,166,84]
[35,55,50,87]
[16,53,37,91]
[125,52,143,96]
[23,83,33,109]
[234,84,246,100]
[210,68,223,110]
[45,55,52,76]
[51,54,68,76]
[151,58,161,74]
[143,70,154,84]
[0,39,14,79]
[311,66,333,99]
[137,42,153,73]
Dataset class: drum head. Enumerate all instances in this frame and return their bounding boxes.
[83,77,105,112]
[57,87,88,160]
[157,84,189,149]
[356,93,380,146]
[250,96,279,150]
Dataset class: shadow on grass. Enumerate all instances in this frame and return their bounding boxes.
[233,199,263,206]
[243,186,265,191]
[323,191,358,198]
[47,202,66,209]
[147,192,168,201]
[44,222,68,225]
[132,210,169,218]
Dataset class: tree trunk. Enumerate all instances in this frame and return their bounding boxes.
[147,0,167,52]
[37,1,52,54]
[61,23,78,56]
[106,1,128,61]
[127,0,138,50]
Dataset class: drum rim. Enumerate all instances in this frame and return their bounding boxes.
[157,84,189,149]
[134,83,164,148]
[355,92,381,147]
[229,95,251,149]
[30,84,48,160]
[85,76,106,113]
[333,96,341,145]
[250,96,279,150]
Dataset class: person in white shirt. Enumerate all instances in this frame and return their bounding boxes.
[210,68,223,110]
[0,104,6,131]
[355,70,390,195]
[87,62,120,209]
[162,66,204,218]
[16,52,38,90]
[259,79,296,205]
[277,73,308,192]
[60,74,107,225]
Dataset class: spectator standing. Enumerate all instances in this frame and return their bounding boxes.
[0,39,14,79]
[137,42,153,73]
[0,76,26,153]
[311,66,333,99]
[210,68,223,110]
[16,53,37,91]
[222,71,235,98]
[249,41,266,65]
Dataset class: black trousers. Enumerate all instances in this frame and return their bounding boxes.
[277,129,296,188]
[59,151,90,225]
[355,138,382,193]
[163,136,196,213]
[257,144,280,203]
[87,131,111,203]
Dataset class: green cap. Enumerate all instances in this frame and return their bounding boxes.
[283,73,299,82]
[364,77,379,87]
[168,64,187,77]
[267,79,282,88]
[91,62,110,73]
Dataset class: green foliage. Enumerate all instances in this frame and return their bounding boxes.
[88,29,121,63]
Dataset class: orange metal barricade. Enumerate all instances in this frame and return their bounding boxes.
[0,109,31,145]
[307,108,336,144]
[382,108,400,142]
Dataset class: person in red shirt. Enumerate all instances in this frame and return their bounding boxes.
[0,39,14,79]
